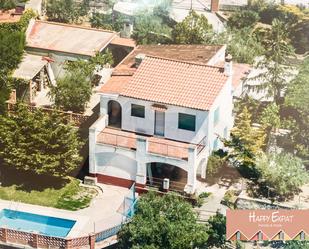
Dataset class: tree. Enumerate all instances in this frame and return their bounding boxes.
[46,0,89,23]
[89,12,126,32]
[290,18,309,54]
[132,14,172,45]
[228,10,260,29]
[225,107,265,165]
[284,241,309,249]
[284,58,309,163]
[255,152,309,198]
[0,9,36,114]
[259,103,281,132]
[0,105,83,177]
[226,28,265,64]
[118,192,208,249]
[172,10,212,44]
[50,70,92,113]
[50,52,113,112]
[205,212,226,248]
[247,19,295,105]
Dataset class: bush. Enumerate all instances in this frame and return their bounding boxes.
[199,192,211,199]
[206,154,225,177]
[255,153,309,198]
[222,190,239,208]
[228,10,260,29]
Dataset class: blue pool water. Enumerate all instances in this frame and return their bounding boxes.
[0,209,76,238]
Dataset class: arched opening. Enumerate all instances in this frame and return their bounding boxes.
[108,100,122,128]
[146,162,187,192]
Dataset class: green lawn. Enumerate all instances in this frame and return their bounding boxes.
[0,166,97,211]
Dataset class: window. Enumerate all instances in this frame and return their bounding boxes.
[279,232,284,240]
[258,232,263,241]
[131,104,145,118]
[236,232,241,240]
[178,113,196,131]
[300,231,305,240]
[214,107,220,125]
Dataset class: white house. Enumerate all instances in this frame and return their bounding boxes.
[89,44,234,194]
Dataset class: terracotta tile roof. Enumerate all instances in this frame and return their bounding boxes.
[216,61,251,89]
[110,37,136,48]
[99,75,132,95]
[118,44,224,71]
[232,63,251,89]
[120,56,228,110]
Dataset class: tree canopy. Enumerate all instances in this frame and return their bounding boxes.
[172,10,212,44]
[284,58,309,163]
[118,192,208,249]
[228,10,260,29]
[46,0,89,23]
[0,105,83,177]
[224,107,265,168]
[247,19,295,105]
[50,52,113,113]
[205,212,226,248]
[255,152,308,198]
[132,13,172,45]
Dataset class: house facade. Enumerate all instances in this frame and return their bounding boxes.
[89,45,234,194]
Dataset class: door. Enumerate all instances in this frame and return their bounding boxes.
[154,111,165,136]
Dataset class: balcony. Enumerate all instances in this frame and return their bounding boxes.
[96,127,206,161]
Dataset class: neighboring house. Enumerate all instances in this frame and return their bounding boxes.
[170,0,226,33]
[17,19,135,107]
[25,20,135,78]
[89,44,234,194]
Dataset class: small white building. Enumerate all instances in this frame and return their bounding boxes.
[89,44,234,194]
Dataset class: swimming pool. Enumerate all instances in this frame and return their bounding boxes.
[0,209,76,238]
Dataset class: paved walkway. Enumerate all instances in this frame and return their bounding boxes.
[195,166,243,221]
[0,184,130,238]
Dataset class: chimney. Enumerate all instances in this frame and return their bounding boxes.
[224,54,233,77]
[211,0,219,12]
[135,53,146,68]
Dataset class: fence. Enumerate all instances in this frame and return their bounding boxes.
[7,102,90,127]
[0,184,139,248]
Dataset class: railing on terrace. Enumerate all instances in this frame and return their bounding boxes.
[97,130,137,150]
[7,102,90,127]
[197,136,207,155]
[147,139,189,160]
[97,130,207,160]
[146,176,186,193]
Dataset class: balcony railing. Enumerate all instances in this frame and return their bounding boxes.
[97,128,207,161]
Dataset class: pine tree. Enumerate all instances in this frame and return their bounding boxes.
[225,107,265,167]
[0,105,83,177]
[247,19,295,105]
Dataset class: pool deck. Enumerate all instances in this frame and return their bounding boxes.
[0,184,131,238]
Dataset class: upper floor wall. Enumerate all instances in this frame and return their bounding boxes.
[99,74,233,148]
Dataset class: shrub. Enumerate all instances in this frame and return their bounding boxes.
[206,154,225,177]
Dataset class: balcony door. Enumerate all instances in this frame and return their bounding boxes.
[154,111,165,136]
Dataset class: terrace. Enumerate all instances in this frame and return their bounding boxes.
[96,127,206,161]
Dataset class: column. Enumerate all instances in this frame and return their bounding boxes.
[89,233,96,249]
[184,146,197,194]
[89,127,97,176]
[136,136,147,187]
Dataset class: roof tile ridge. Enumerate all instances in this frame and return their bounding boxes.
[144,54,226,70]
[35,20,116,33]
